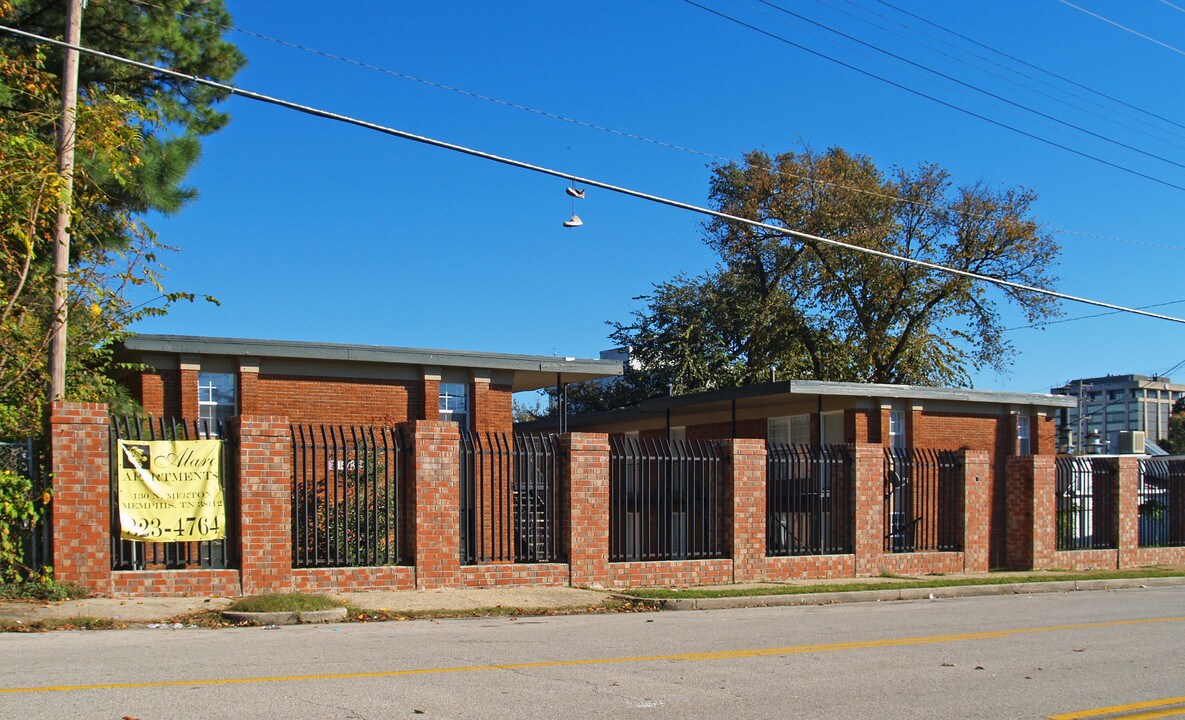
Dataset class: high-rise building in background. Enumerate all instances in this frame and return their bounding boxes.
[1052,374,1185,452]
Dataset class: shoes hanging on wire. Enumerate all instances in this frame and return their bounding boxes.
[563,179,585,227]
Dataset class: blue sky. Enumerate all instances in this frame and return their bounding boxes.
[132,1,1185,396]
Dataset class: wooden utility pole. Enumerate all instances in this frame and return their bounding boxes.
[48,0,84,401]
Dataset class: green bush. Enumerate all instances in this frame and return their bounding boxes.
[0,468,49,582]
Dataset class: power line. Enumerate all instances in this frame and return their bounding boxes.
[750,0,1185,173]
[820,0,1185,151]
[678,0,1185,193]
[116,0,1184,254]
[1005,299,1185,331]
[870,0,1185,136]
[1056,0,1185,58]
[5,24,1185,328]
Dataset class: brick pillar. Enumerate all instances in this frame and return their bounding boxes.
[1116,456,1139,568]
[727,438,767,582]
[564,432,609,587]
[1005,414,1020,457]
[180,367,199,419]
[408,420,461,589]
[238,359,260,415]
[1034,413,1056,456]
[1007,455,1056,570]
[139,372,165,416]
[961,450,991,573]
[50,402,113,592]
[846,408,869,444]
[853,443,885,576]
[237,416,292,595]
[421,377,440,421]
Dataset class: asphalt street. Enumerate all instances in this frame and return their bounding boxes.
[2,587,1183,719]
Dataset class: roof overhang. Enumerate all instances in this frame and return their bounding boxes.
[117,335,622,392]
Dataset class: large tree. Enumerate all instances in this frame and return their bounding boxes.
[591,147,1060,409]
[0,1,243,436]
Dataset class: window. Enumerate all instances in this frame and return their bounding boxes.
[1017,415,1031,455]
[439,382,469,428]
[197,372,236,429]
[768,414,809,444]
[888,410,906,449]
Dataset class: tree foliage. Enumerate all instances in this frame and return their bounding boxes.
[1161,397,1185,455]
[0,2,242,436]
[603,147,1061,403]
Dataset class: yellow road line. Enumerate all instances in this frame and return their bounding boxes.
[2,615,1182,695]
[1049,696,1185,719]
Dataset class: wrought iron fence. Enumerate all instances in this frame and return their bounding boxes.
[459,432,564,565]
[883,448,962,553]
[609,436,726,562]
[1137,458,1185,548]
[110,416,238,570]
[1054,456,1116,551]
[766,443,854,556]
[0,438,51,574]
[292,425,407,568]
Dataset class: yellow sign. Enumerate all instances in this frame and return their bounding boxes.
[117,439,226,543]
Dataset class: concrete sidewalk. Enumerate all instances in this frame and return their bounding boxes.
[2,572,1183,627]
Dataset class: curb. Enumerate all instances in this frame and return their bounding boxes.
[221,607,348,625]
[626,576,1185,611]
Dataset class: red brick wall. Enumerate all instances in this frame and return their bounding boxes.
[565,433,610,586]
[180,368,199,419]
[255,374,420,426]
[609,559,734,587]
[238,368,259,415]
[408,420,461,589]
[728,438,766,582]
[914,411,1011,567]
[237,416,293,595]
[50,402,114,593]
[472,382,513,434]
[853,443,886,576]
[138,372,164,416]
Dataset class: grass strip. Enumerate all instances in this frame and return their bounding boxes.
[224,593,344,613]
[620,567,1185,599]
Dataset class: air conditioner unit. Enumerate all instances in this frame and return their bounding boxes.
[1116,430,1146,454]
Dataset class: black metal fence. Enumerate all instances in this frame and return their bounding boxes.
[0,438,51,575]
[1054,456,1116,551]
[883,448,962,553]
[110,416,239,570]
[766,443,854,556]
[459,432,564,565]
[609,436,726,562]
[1137,459,1185,548]
[292,425,407,568]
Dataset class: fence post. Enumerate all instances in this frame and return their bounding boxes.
[960,450,990,573]
[237,416,292,595]
[1006,455,1056,570]
[49,402,113,593]
[407,420,461,589]
[1116,456,1139,568]
[726,438,767,583]
[563,432,609,587]
[853,443,885,576]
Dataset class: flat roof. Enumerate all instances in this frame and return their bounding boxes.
[526,378,1076,431]
[118,335,622,392]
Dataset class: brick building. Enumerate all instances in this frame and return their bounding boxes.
[521,379,1076,568]
[115,334,622,433]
